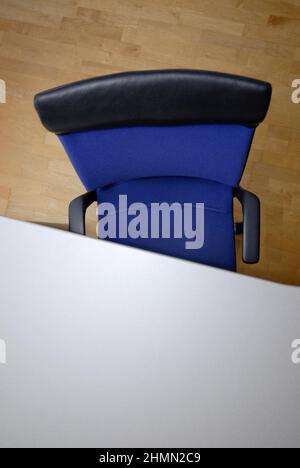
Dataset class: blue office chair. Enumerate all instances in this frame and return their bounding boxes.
[34,70,271,271]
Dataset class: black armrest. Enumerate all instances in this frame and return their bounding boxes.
[234,187,260,264]
[69,190,97,235]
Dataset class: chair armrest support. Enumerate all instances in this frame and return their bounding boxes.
[69,190,97,235]
[234,186,260,264]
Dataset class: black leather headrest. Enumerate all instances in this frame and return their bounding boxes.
[34,69,272,134]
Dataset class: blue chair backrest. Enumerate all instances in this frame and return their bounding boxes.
[58,124,254,192]
[34,69,271,190]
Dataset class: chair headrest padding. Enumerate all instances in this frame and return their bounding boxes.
[34,69,272,134]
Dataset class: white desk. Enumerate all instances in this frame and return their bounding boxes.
[0,216,299,448]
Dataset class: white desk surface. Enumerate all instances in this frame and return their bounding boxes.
[0,215,299,448]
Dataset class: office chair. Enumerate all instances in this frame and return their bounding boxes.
[34,70,271,271]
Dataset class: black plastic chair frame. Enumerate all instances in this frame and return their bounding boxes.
[68,186,260,265]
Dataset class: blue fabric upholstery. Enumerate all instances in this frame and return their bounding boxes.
[97,177,236,271]
[59,124,254,191]
[59,123,254,271]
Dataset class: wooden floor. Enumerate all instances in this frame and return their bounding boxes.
[0,0,299,285]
